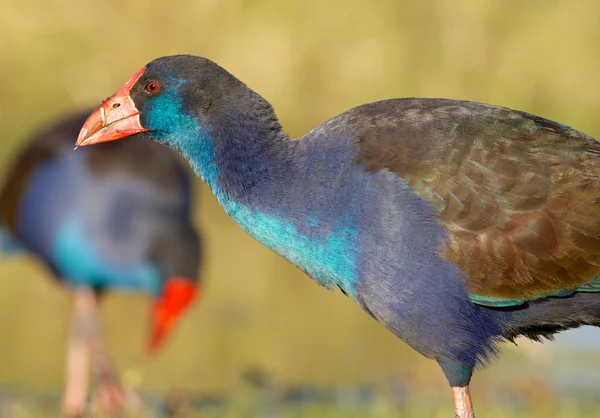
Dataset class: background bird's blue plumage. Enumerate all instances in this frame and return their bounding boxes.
[0,110,203,413]
[18,147,172,293]
[52,216,161,293]
[0,110,200,295]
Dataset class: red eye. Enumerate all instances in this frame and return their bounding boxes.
[144,80,161,94]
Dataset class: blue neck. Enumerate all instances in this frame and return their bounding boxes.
[168,127,224,199]
[170,124,361,295]
[150,104,363,295]
[160,111,292,208]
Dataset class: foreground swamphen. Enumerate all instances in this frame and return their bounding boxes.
[76,55,600,418]
[0,110,201,415]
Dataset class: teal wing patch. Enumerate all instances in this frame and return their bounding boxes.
[469,280,600,307]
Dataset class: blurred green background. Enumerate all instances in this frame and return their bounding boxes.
[1,0,600,416]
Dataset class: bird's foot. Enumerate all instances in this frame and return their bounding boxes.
[60,390,87,417]
[94,381,125,413]
[92,382,146,415]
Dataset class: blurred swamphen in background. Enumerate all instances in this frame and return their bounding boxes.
[0,110,201,416]
[77,55,600,418]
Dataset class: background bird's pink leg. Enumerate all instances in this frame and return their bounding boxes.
[87,297,145,414]
[452,386,475,418]
[89,328,126,413]
[60,287,145,415]
[61,287,96,417]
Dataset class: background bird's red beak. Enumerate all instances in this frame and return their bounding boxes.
[148,277,199,353]
[76,67,149,147]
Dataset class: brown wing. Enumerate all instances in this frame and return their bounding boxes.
[351,98,600,305]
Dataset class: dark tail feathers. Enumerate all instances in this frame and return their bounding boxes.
[502,292,600,342]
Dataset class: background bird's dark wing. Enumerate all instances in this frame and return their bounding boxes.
[0,112,83,238]
[0,110,198,290]
[350,98,600,306]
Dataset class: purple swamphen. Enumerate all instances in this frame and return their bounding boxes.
[0,110,201,416]
[76,55,600,417]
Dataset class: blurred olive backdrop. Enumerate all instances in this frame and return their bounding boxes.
[1,0,600,406]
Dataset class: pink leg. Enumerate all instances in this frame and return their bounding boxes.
[90,333,127,413]
[61,287,145,415]
[452,386,475,418]
[61,288,96,417]
[87,297,145,414]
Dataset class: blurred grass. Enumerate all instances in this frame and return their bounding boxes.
[0,391,599,418]
[1,0,600,414]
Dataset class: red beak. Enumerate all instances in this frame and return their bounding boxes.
[76,67,149,147]
[149,277,199,353]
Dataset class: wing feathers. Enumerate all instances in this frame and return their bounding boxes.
[351,98,600,304]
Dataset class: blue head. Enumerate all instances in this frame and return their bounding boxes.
[76,55,288,200]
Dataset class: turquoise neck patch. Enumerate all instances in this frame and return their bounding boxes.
[224,200,359,296]
[143,93,359,295]
[146,100,223,198]
[175,134,360,295]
